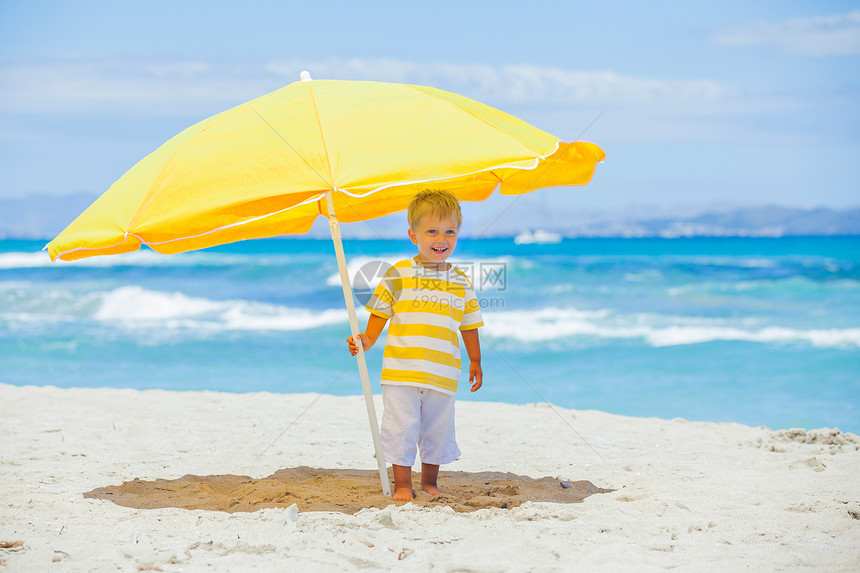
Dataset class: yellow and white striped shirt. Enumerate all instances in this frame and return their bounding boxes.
[365,258,483,395]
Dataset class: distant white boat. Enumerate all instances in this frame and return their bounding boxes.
[514,229,562,245]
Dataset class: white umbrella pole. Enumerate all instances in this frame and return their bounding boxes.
[325,191,391,496]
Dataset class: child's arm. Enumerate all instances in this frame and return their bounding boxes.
[347,313,388,355]
[461,328,483,392]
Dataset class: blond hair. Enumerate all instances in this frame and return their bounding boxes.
[407,189,462,230]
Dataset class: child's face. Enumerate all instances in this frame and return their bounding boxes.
[407,212,459,268]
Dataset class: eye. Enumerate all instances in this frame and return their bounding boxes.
[446,229,456,236]
[427,230,437,235]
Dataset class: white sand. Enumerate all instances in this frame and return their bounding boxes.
[1,382,858,572]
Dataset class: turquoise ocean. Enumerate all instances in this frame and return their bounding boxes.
[1,236,858,432]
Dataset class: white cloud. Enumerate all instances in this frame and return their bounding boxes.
[0,56,805,145]
[0,60,275,116]
[0,57,737,117]
[715,10,860,55]
[266,58,732,107]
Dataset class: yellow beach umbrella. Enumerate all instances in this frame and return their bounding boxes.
[48,72,605,495]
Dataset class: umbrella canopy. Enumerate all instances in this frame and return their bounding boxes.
[47,77,604,261]
[46,74,604,496]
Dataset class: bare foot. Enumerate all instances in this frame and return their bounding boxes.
[391,465,414,501]
[392,487,414,501]
[421,484,442,496]
[392,486,414,501]
[420,463,441,496]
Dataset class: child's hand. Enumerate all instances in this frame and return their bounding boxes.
[347,316,386,356]
[469,361,483,392]
[347,333,371,355]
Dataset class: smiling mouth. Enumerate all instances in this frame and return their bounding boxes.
[432,247,448,254]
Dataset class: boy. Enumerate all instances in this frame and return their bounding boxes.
[347,189,483,501]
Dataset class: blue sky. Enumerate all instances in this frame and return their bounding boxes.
[1,0,858,217]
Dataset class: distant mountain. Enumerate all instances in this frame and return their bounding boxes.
[254,203,860,239]
[566,205,860,238]
[1,193,858,240]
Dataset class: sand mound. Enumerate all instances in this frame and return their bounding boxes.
[747,428,860,453]
[84,466,612,514]
[772,428,858,448]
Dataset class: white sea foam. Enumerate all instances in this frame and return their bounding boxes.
[0,285,347,333]
[0,250,299,269]
[0,250,169,268]
[93,286,346,331]
[667,276,860,297]
[624,270,662,282]
[483,306,860,349]
[690,256,778,268]
[643,325,860,348]
[5,282,859,349]
[94,286,225,321]
[0,252,61,268]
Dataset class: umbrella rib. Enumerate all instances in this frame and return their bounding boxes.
[250,99,387,239]
[51,235,137,261]
[124,117,223,234]
[329,142,558,203]
[125,192,327,247]
[52,192,326,259]
[303,82,337,189]
[130,97,337,243]
[405,84,551,157]
[299,82,568,204]
[250,108,334,191]
[329,191,388,241]
[511,108,608,193]
[473,108,608,238]
[398,85,604,199]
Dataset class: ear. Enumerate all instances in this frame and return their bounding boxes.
[407,228,417,244]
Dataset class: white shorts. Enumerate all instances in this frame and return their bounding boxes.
[380,384,460,467]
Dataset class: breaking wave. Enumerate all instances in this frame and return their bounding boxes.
[0,285,347,333]
[483,306,860,349]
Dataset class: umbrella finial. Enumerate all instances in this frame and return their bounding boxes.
[300,71,312,82]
